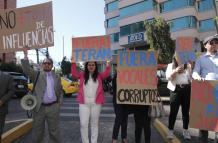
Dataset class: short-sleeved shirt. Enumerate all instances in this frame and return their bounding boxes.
[193,53,218,80]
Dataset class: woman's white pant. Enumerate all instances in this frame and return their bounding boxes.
[79,103,102,143]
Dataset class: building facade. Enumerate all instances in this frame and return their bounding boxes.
[0,0,17,63]
[104,0,217,55]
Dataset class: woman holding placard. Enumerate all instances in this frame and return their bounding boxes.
[166,56,193,140]
[71,61,111,143]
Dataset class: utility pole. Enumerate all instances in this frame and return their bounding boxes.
[2,0,7,62]
[63,36,65,58]
[46,48,49,58]
[214,0,218,33]
[36,49,39,64]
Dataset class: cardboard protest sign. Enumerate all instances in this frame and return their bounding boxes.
[0,1,4,9]
[117,50,158,105]
[175,37,196,64]
[72,35,111,62]
[190,80,218,132]
[0,2,53,53]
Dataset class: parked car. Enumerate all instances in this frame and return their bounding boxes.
[61,77,79,97]
[4,72,28,98]
[28,77,79,97]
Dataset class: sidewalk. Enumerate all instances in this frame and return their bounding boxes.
[159,105,216,143]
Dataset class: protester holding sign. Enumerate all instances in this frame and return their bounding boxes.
[192,35,218,143]
[112,68,128,143]
[166,55,193,140]
[21,49,63,143]
[71,61,111,143]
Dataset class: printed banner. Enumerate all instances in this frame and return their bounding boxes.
[190,80,218,132]
[175,37,196,64]
[117,50,158,105]
[0,2,54,53]
[72,35,111,62]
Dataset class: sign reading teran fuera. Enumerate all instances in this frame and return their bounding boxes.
[0,2,53,53]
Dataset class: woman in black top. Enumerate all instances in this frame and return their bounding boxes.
[112,72,128,143]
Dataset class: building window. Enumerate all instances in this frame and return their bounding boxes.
[160,0,195,13]
[106,0,118,12]
[120,21,145,37]
[168,16,197,32]
[107,16,119,28]
[111,50,118,55]
[110,33,119,43]
[120,0,156,19]
[199,19,216,32]
[198,0,214,12]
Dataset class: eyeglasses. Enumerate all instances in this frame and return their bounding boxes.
[43,62,52,65]
[209,40,218,45]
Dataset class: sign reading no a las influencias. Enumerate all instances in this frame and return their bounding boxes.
[0,2,53,53]
[117,50,158,105]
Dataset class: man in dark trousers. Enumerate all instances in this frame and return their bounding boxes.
[0,70,14,143]
[21,49,63,143]
[192,35,218,143]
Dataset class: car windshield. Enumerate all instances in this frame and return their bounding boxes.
[62,77,72,82]
[4,72,27,80]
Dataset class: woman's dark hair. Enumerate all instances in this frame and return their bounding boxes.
[84,61,98,85]
[172,56,187,69]
[172,56,178,69]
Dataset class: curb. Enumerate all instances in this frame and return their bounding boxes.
[2,119,33,143]
[153,119,181,143]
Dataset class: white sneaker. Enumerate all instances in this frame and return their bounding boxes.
[183,130,191,140]
[167,130,174,139]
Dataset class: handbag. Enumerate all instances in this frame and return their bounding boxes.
[149,92,166,118]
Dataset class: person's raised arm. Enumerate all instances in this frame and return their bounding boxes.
[71,57,82,79]
[21,47,38,81]
[100,61,111,79]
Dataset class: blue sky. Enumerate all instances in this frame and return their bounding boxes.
[16,0,105,65]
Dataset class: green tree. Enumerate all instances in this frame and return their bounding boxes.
[144,18,175,64]
[60,56,71,77]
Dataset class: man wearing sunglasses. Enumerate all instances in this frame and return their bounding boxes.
[192,35,218,143]
[21,49,63,143]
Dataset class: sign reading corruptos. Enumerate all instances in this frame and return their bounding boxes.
[117,50,158,105]
[0,2,54,53]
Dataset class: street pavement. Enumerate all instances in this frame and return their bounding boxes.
[7,93,165,143]
[160,105,217,143]
[6,93,218,143]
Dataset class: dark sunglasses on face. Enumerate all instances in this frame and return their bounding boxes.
[209,40,218,45]
[43,62,52,65]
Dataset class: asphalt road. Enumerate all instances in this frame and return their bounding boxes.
[5,93,165,143]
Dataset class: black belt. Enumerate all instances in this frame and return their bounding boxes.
[41,101,58,106]
[176,84,191,88]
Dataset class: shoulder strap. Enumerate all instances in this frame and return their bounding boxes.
[31,71,40,94]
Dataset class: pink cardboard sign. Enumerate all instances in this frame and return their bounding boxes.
[190,80,218,131]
